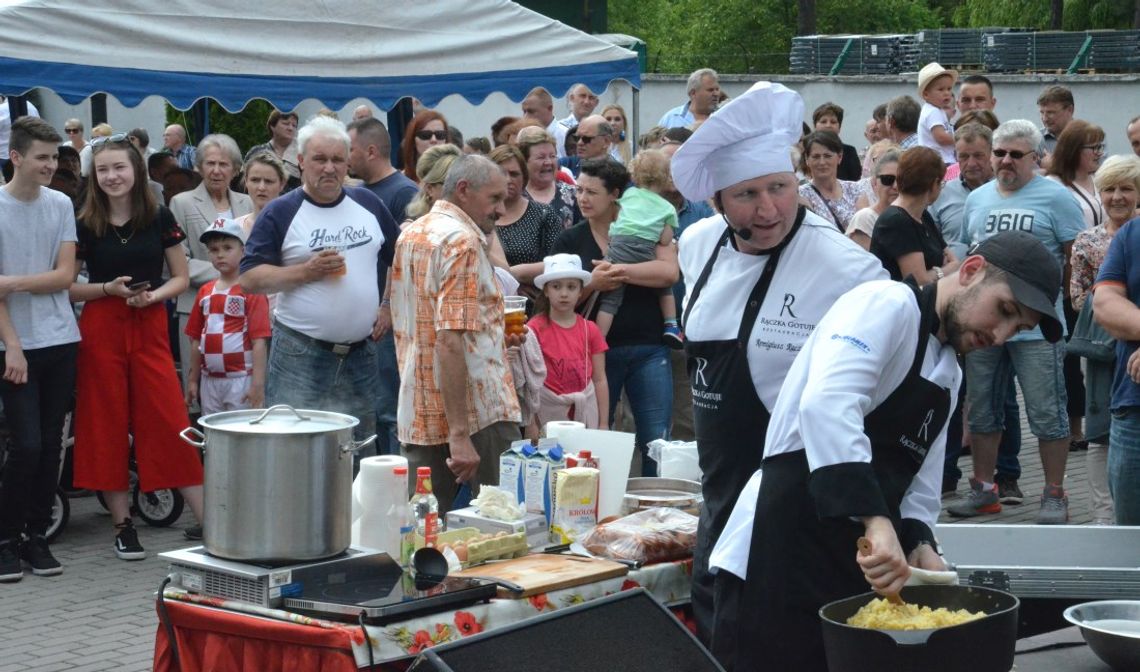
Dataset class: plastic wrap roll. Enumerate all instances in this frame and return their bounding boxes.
[545,420,585,440]
[351,455,409,557]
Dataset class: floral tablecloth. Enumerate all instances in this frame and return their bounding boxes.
[161,557,692,668]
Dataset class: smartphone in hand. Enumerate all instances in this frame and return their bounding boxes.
[127,280,151,292]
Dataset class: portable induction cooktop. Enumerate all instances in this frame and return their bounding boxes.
[160,546,497,622]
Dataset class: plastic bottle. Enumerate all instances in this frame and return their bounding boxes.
[411,466,440,548]
[394,466,415,567]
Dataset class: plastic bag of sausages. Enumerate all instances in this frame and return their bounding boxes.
[580,507,698,565]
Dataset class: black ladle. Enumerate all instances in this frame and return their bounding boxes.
[411,546,526,595]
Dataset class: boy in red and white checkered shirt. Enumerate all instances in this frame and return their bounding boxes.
[184,219,271,414]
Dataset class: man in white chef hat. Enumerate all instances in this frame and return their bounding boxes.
[671,81,886,654]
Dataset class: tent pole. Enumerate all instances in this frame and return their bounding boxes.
[631,86,640,155]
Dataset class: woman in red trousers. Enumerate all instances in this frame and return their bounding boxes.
[70,135,204,560]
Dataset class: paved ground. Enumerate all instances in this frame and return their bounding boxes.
[0,495,194,672]
[0,391,1105,670]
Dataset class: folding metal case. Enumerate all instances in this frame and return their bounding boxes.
[936,524,1140,600]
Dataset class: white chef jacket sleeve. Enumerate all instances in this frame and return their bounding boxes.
[798,285,918,521]
[899,357,960,554]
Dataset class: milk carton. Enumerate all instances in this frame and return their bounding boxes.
[500,440,535,505]
[524,438,567,525]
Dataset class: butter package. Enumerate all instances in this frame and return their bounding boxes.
[551,467,600,544]
[500,440,536,505]
[524,439,566,525]
[445,507,550,549]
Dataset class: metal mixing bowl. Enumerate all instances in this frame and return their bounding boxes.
[1063,600,1140,672]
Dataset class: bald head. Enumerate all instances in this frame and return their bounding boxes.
[576,115,613,160]
[353,105,373,121]
[162,124,188,151]
[522,88,555,127]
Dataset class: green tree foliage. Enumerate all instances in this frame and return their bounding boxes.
[613,0,1137,73]
[166,99,276,157]
[611,0,948,73]
[953,0,1135,29]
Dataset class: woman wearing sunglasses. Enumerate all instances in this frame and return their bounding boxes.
[870,146,959,284]
[400,110,449,183]
[69,134,204,560]
[846,149,900,251]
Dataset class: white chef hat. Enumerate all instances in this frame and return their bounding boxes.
[671,81,805,202]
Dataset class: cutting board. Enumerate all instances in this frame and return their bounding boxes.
[452,553,628,598]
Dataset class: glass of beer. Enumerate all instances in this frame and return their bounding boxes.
[504,296,527,337]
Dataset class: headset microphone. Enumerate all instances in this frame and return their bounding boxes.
[722,209,752,240]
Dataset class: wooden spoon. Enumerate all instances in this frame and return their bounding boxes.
[857,536,905,606]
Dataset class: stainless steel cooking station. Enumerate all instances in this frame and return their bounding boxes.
[937,525,1140,600]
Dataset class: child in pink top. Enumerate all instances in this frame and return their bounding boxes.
[527,254,609,429]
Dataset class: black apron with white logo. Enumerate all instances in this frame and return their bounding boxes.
[684,209,806,644]
[712,282,952,672]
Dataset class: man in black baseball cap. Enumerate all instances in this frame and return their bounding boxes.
[707,230,1061,671]
[961,230,1063,343]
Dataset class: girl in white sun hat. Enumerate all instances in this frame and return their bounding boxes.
[528,254,609,429]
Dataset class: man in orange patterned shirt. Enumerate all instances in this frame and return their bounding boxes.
[391,154,523,512]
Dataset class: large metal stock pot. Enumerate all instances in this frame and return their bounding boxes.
[180,405,375,562]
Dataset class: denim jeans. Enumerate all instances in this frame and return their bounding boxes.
[944,373,1023,483]
[373,330,400,456]
[1109,407,1140,525]
[266,325,378,442]
[605,344,673,477]
[965,341,1069,441]
[0,343,77,540]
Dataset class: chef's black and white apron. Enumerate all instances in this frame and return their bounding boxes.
[711,282,951,672]
[684,210,805,644]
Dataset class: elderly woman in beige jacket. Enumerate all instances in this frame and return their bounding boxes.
[169,134,252,397]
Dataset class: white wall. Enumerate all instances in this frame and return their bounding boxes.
[30,72,1140,158]
[34,89,168,149]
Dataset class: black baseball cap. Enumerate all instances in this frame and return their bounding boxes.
[968,231,1063,342]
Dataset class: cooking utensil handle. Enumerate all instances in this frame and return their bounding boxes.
[341,434,378,454]
[249,404,311,425]
[857,536,905,605]
[179,427,207,449]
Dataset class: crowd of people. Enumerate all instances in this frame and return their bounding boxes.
[0,72,1139,663]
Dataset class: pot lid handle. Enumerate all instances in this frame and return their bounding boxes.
[249,404,312,425]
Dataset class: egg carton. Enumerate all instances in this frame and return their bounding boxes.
[416,526,529,567]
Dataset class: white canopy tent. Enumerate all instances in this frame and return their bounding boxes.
[0,0,640,112]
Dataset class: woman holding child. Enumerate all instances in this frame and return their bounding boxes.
[550,158,679,480]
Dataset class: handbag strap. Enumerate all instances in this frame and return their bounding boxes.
[810,184,845,232]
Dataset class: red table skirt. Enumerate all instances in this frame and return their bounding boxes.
[153,599,372,672]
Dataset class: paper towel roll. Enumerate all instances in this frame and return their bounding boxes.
[352,455,409,557]
[545,420,585,440]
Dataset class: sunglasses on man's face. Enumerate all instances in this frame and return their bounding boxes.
[415,130,448,141]
[877,174,897,187]
[64,128,81,134]
[576,135,599,144]
[992,148,1035,160]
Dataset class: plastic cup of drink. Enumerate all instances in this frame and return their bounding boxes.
[324,245,347,277]
[504,296,526,337]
